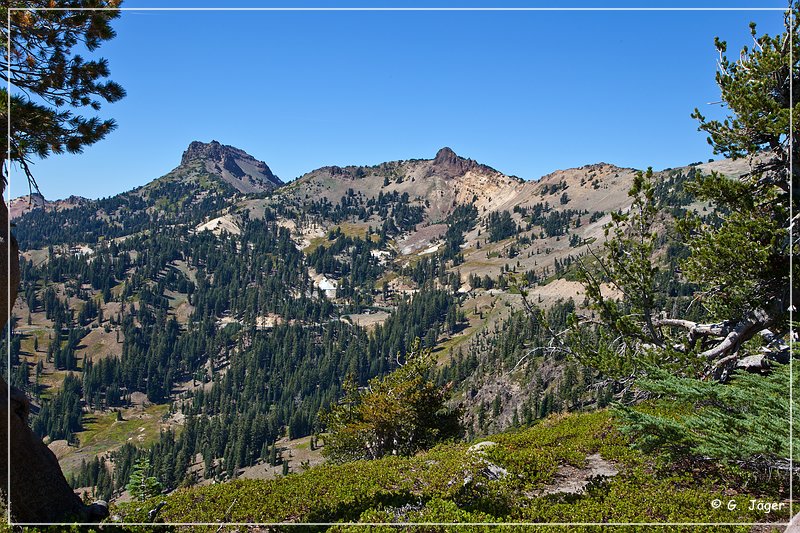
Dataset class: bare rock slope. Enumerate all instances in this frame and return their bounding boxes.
[181,140,283,193]
[284,146,524,222]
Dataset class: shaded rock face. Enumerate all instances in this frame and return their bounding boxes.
[181,140,283,193]
[429,147,484,179]
[222,154,246,178]
[1,380,89,523]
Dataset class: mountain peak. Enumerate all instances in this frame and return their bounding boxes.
[429,146,487,179]
[181,140,237,166]
[179,140,282,193]
[433,146,459,164]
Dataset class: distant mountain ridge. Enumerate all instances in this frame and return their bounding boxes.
[8,143,526,223]
[7,138,761,507]
[284,146,526,223]
[8,193,89,221]
[9,140,282,220]
[9,141,753,229]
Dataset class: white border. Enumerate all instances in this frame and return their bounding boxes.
[790,0,795,522]
[4,5,10,526]
[9,521,800,527]
[5,3,793,528]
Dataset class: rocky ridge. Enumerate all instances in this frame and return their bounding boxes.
[180,140,283,193]
[8,193,89,221]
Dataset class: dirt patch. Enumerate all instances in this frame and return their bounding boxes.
[102,301,124,320]
[534,453,619,496]
[218,316,240,329]
[129,392,150,407]
[171,260,198,285]
[526,278,585,308]
[195,214,241,236]
[282,219,326,251]
[173,300,195,326]
[205,435,326,485]
[398,224,447,255]
[344,311,390,329]
[48,439,72,460]
[20,247,51,267]
[76,325,123,363]
[239,198,272,221]
[255,314,284,330]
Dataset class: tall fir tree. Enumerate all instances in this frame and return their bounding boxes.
[126,457,162,502]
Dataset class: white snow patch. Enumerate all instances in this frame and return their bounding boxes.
[70,245,94,256]
[418,243,441,256]
[371,250,392,261]
[309,268,338,298]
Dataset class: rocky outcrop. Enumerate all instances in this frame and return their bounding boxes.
[533,454,619,496]
[180,140,283,193]
[181,140,247,168]
[785,512,800,532]
[7,193,47,220]
[430,147,486,179]
[8,193,90,220]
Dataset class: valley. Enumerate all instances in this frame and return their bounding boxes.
[7,141,756,502]
[6,142,748,490]
[2,2,795,528]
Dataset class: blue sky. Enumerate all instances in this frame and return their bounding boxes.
[11,1,786,200]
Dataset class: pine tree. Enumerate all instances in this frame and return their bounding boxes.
[570,3,797,382]
[617,361,798,469]
[1,1,126,187]
[126,457,162,502]
[675,6,798,377]
[320,338,461,463]
[572,3,799,473]
[269,441,278,466]
[569,168,677,379]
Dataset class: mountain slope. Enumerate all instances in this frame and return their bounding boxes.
[114,409,789,528]
[282,146,524,223]
[11,141,279,249]
[7,142,766,513]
